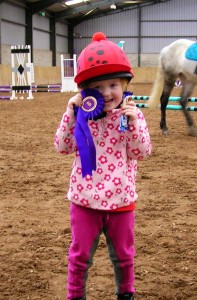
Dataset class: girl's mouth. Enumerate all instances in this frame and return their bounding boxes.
[105,99,113,104]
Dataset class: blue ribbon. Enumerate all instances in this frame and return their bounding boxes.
[119,91,133,132]
[123,91,133,98]
[74,89,104,177]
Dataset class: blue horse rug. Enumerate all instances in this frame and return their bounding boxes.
[185,42,197,61]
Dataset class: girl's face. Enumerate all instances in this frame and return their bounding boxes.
[89,78,123,112]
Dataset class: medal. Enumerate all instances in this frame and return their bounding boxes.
[119,91,133,132]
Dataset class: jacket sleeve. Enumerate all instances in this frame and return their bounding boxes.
[54,107,77,154]
[126,108,152,160]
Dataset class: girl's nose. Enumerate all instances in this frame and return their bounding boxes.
[102,87,111,97]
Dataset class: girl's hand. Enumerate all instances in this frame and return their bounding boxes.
[67,93,83,110]
[121,100,137,121]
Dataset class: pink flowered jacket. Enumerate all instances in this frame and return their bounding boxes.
[54,106,152,210]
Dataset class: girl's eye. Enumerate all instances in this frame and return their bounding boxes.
[92,86,100,90]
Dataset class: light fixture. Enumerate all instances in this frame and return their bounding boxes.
[65,0,88,6]
[110,3,116,9]
[39,11,45,17]
[123,1,144,3]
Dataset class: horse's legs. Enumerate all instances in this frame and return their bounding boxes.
[180,82,197,136]
[160,80,175,135]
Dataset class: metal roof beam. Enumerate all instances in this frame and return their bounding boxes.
[71,0,171,24]
[28,0,63,15]
[55,0,117,19]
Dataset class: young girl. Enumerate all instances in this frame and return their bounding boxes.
[54,32,152,300]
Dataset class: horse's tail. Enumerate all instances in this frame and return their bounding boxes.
[147,64,164,109]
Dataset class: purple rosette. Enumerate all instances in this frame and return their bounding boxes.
[74,88,105,177]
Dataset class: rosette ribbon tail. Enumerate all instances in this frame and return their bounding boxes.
[74,109,96,177]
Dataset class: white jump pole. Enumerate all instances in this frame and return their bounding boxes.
[61,54,78,92]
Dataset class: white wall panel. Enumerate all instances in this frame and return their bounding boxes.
[0,2,25,23]
[142,21,197,37]
[74,36,138,55]
[56,22,68,36]
[0,2,25,45]
[33,15,50,50]
[56,22,68,53]
[74,38,91,55]
[141,38,177,53]
[1,0,197,66]
[74,9,139,54]
[123,38,138,53]
[33,29,50,50]
[33,14,50,31]
[1,21,25,45]
[74,9,138,37]
[142,0,197,20]
[140,0,197,53]
[56,35,68,53]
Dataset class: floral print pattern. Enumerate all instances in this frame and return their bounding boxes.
[54,107,151,210]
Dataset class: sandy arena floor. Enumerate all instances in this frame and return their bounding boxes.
[0,84,197,300]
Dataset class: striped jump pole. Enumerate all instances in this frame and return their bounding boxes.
[0,89,11,92]
[32,84,61,92]
[0,95,11,100]
[32,89,61,92]
[32,84,61,88]
[0,86,11,89]
[0,84,61,89]
[0,84,62,99]
[132,96,197,102]
[163,105,197,111]
[133,95,197,111]
[0,85,11,100]
[136,103,197,111]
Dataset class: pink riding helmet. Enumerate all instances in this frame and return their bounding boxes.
[74,32,134,86]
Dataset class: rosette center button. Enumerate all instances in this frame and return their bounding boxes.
[82,96,97,112]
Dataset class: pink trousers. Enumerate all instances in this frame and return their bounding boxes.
[67,203,135,300]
